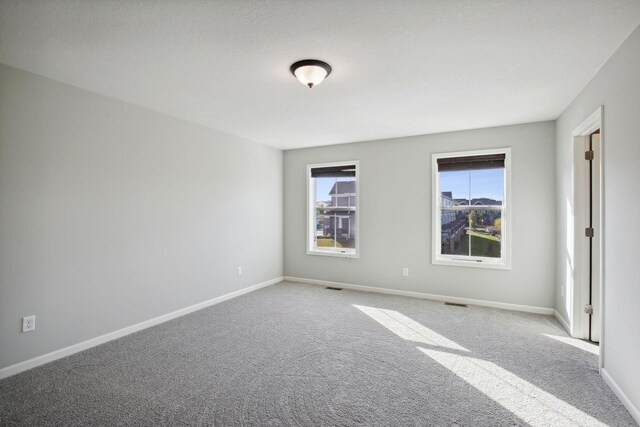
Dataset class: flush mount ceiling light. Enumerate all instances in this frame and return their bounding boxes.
[290,59,332,88]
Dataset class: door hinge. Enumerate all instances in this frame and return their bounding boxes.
[584,304,593,315]
[585,150,594,161]
[585,227,594,238]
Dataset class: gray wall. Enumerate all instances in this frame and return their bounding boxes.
[0,64,283,369]
[284,121,556,309]
[555,24,640,412]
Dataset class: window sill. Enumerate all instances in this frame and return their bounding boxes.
[307,249,358,259]
[432,257,510,270]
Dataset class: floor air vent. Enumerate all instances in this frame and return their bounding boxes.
[326,287,343,291]
[444,302,468,308]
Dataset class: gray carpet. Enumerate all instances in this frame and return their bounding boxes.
[0,281,634,426]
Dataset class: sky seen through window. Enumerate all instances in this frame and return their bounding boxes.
[440,169,503,202]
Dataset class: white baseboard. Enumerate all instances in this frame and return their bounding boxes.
[553,310,572,335]
[0,276,283,380]
[602,368,640,424]
[284,276,554,315]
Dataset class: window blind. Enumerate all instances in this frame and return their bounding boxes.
[310,164,357,178]
[437,154,505,172]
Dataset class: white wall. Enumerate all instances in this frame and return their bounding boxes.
[0,64,283,369]
[284,121,556,310]
[555,24,640,417]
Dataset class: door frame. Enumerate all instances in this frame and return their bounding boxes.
[571,106,604,368]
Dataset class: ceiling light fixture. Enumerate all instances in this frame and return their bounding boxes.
[290,59,332,88]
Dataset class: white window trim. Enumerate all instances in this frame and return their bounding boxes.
[431,148,512,270]
[306,160,360,258]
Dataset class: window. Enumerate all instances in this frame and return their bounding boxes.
[307,161,359,257]
[432,148,511,269]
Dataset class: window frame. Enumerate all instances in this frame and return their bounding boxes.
[432,148,512,270]
[306,160,360,258]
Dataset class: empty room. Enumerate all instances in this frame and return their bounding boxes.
[1,1,639,425]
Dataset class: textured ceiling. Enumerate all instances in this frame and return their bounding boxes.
[1,1,639,150]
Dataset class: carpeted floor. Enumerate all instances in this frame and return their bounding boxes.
[0,281,635,426]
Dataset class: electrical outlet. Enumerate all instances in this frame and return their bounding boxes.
[402,267,409,277]
[22,315,35,333]
[237,266,242,276]
[561,286,565,298]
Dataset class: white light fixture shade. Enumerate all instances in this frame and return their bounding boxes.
[290,60,332,88]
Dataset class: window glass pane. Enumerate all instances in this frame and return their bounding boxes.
[314,177,335,249]
[470,169,503,206]
[469,209,502,258]
[440,169,471,257]
[311,169,356,254]
[441,210,469,255]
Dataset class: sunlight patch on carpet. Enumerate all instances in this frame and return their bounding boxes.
[418,347,607,427]
[542,334,599,355]
[353,305,469,352]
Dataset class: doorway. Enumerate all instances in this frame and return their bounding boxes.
[572,107,603,350]
[586,130,601,343]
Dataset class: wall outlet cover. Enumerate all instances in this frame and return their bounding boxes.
[22,315,35,333]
